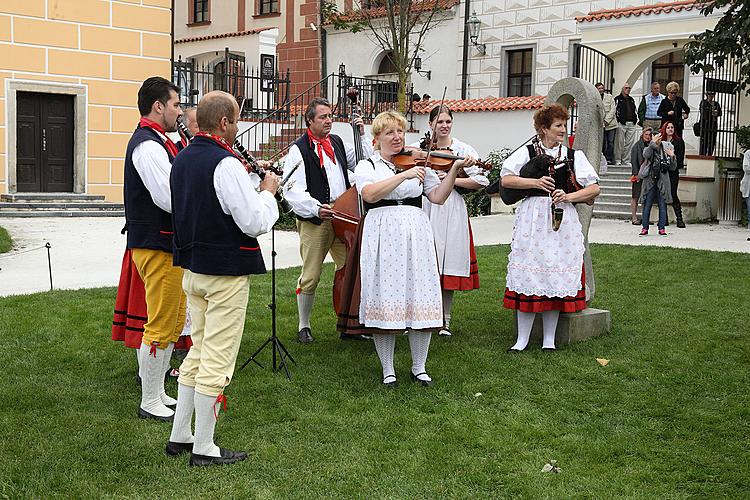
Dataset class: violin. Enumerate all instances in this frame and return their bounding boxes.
[392,148,493,172]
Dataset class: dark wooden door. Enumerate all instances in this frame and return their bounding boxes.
[17,92,74,192]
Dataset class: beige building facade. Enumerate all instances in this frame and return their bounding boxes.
[0,0,172,202]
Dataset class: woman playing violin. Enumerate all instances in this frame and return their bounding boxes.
[354,110,475,387]
[410,105,487,337]
[501,103,600,352]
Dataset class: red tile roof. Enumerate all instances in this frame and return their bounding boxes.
[412,95,546,113]
[175,27,274,44]
[329,0,459,23]
[576,0,704,23]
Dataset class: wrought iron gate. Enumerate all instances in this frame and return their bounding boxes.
[700,55,741,158]
[570,43,615,132]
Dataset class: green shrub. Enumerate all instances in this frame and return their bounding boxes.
[736,125,750,151]
[461,148,511,216]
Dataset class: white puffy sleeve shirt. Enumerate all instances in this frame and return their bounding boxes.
[132,139,175,213]
[354,152,440,199]
[283,133,374,218]
[213,156,279,237]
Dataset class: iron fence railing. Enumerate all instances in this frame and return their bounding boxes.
[172,50,291,119]
[233,72,413,162]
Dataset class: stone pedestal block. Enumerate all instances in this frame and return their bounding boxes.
[513,308,611,347]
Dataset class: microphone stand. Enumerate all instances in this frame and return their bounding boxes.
[239,161,301,380]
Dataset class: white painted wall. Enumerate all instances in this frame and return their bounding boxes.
[325,10,462,99]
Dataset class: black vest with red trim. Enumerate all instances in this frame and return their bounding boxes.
[170,136,266,276]
[124,126,175,252]
[294,133,349,225]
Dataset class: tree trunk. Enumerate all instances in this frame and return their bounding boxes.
[397,70,408,114]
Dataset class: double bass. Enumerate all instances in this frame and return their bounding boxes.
[331,88,366,314]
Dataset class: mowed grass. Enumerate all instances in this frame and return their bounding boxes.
[0,244,748,498]
[0,225,11,253]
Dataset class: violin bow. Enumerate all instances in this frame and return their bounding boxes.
[421,86,448,178]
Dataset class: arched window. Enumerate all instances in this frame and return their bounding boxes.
[377,52,397,75]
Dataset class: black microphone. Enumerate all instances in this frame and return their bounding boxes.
[233,140,293,214]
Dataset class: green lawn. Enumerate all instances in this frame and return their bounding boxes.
[0,225,11,253]
[0,244,748,497]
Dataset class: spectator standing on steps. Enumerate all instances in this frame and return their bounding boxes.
[596,82,617,165]
[614,83,638,167]
[638,81,665,133]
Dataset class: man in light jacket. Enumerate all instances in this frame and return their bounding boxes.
[596,82,617,164]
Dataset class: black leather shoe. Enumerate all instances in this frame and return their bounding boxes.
[297,327,313,344]
[410,371,433,387]
[165,441,193,456]
[541,347,557,352]
[382,375,397,388]
[340,333,372,341]
[506,347,525,353]
[676,220,686,228]
[189,448,248,467]
[137,407,173,422]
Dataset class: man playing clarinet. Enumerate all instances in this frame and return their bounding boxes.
[167,90,280,466]
[284,97,373,344]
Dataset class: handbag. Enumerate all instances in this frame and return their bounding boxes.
[692,121,701,137]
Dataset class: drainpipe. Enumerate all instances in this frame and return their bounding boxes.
[460,0,471,99]
[320,1,327,79]
[170,0,175,66]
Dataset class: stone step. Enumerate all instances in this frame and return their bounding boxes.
[0,193,105,202]
[0,210,124,218]
[598,193,632,203]
[595,201,635,213]
[602,165,632,174]
[0,202,123,210]
[592,209,632,220]
[598,177,632,186]
[600,171,632,180]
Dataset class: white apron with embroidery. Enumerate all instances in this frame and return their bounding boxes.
[416,138,488,277]
[501,143,599,297]
[355,153,443,330]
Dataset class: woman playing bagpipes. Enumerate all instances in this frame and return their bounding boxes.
[500,103,600,352]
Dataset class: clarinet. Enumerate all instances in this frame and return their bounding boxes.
[233,140,293,214]
[176,116,193,143]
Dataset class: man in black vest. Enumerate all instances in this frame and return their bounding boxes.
[168,91,280,467]
[124,76,186,422]
[284,97,373,344]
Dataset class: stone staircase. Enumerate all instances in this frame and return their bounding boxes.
[593,164,633,220]
[0,193,124,217]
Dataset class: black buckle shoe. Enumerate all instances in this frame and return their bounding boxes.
[382,374,398,388]
[410,371,433,387]
[297,327,313,344]
[137,407,173,422]
[165,441,193,456]
[340,333,372,341]
[189,448,248,467]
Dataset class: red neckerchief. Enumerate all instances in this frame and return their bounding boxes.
[194,132,249,172]
[139,117,179,158]
[307,130,336,168]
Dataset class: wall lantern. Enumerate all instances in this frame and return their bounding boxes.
[338,63,346,76]
[413,55,432,80]
[467,12,486,56]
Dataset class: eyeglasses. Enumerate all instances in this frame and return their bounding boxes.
[669,91,677,94]
[623,86,631,89]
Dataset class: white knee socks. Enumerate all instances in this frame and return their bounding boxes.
[193,392,221,457]
[441,290,454,329]
[408,330,432,382]
[373,334,396,381]
[160,342,177,406]
[511,311,536,351]
[169,383,195,444]
[139,344,174,418]
[297,293,315,330]
[541,310,560,349]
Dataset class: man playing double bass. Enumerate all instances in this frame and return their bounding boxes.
[284,97,373,344]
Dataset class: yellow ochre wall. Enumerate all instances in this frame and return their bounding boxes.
[0,0,172,202]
